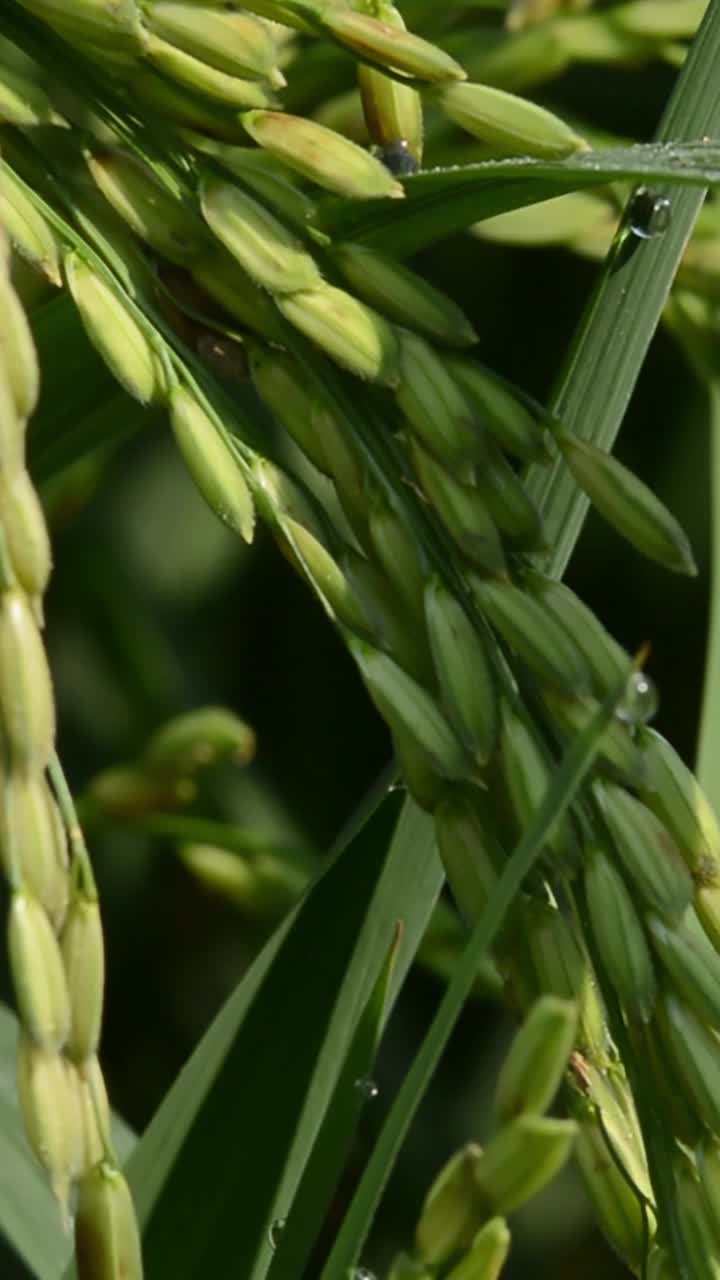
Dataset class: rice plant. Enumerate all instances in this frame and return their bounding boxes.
[2,1,720,1278]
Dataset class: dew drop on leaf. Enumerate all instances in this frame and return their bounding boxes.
[615,671,659,725]
[628,188,671,240]
[350,1269,377,1280]
[268,1219,286,1249]
[354,1076,380,1100]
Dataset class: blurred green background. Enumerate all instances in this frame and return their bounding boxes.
[0,30,712,1280]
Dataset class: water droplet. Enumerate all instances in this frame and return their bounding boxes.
[378,140,419,177]
[615,671,659,726]
[350,1269,376,1280]
[354,1076,379,1100]
[628,188,671,240]
[388,779,406,794]
[268,1219,286,1249]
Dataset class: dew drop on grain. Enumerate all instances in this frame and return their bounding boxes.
[615,671,659,726]
[378,141,419,176]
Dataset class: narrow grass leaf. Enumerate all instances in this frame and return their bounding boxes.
[61,781,440,1280]
[319,673,630,1280]
[264,921,404,1280]
[525,0,720,575]
[317,142,720,256]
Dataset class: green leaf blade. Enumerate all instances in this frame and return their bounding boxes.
[317,142,720,256]
[59,782,440,1280]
